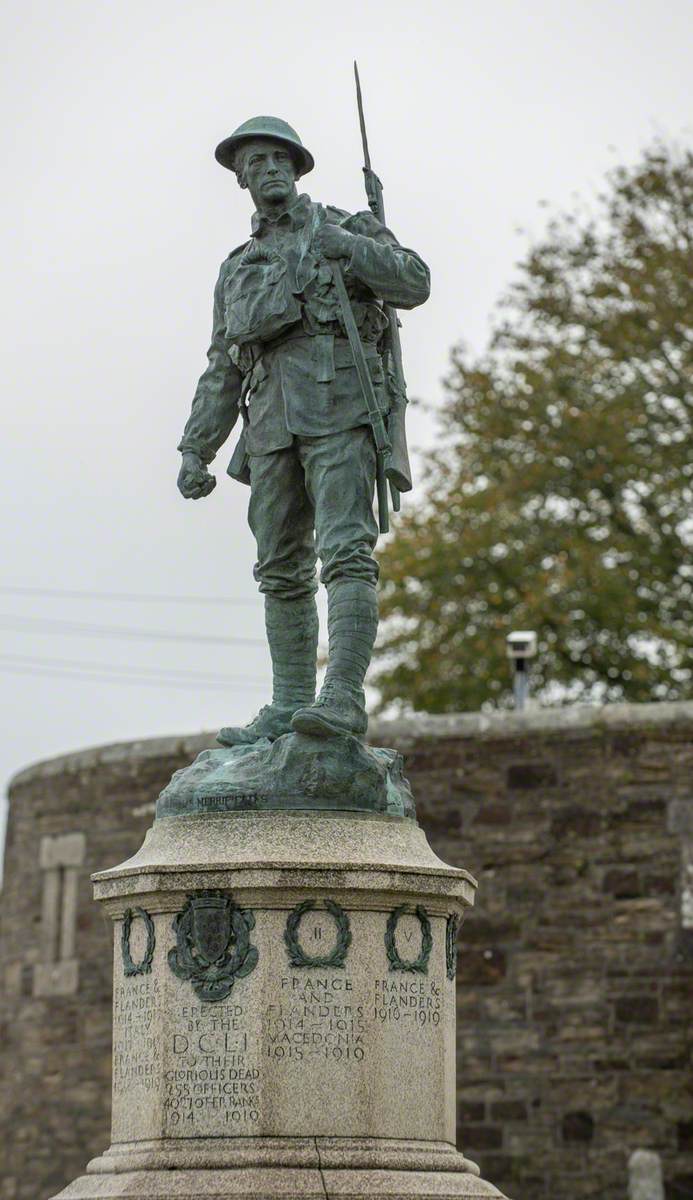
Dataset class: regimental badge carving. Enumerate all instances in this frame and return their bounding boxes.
[385,905,433,975]
[446,913,461,980]
[284,899,352,969]
[168,891,258,1002]
[121,907,155,977]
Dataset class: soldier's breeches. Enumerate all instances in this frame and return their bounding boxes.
[248,445,317,600]
[248,427,379,598]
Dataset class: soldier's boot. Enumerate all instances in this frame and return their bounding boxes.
[217,595,318,747]
[291,579,377,740]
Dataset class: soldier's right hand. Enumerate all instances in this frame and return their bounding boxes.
[177,452,216,499]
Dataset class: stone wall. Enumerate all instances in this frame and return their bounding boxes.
[0,702,692,1200]
[0,734,206,1200]
[397,704,693,1200]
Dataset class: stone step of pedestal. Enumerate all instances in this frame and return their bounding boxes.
[85,1135,482,1175]
[53,1164,508,1198]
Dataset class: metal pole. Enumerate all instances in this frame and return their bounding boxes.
[513,660,529,711]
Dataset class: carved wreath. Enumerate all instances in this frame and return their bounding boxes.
[385,905,433,975]
[284,899,352,969]
[446,913,461,980]
[121,907,155,977]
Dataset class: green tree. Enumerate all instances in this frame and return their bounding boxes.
[375,143,693,712]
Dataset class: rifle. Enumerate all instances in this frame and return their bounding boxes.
[331,260,392,534]
[354,60,412,512]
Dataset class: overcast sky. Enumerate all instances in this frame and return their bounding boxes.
[1,0,691,854]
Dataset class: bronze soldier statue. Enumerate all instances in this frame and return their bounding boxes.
[177,116,430,743]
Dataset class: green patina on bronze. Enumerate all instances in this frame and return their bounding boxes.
[173,82,429,809]
[385,906,433,975]
[283,899,352,970]
[157,734,415,819]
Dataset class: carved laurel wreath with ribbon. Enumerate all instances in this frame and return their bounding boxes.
[121,907,156,977]
[385,905,433,975]
[284,899,352,969]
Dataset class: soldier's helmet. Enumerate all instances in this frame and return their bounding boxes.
[215,117,314,178]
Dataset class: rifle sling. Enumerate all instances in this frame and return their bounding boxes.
[329,261,391,460]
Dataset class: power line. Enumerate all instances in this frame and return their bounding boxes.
[0,614,265,648]
[0,661,268,692]
[0,663,245,691]
[0,585,261,607]
[0,652,268,686]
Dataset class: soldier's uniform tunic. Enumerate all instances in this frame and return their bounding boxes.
[179,193,430,600]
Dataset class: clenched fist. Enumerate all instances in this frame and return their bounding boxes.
[177,452,216,499]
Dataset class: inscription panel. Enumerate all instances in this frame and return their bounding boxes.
[257,908,450,1138]
[110,903,453,1144]
[373,976,442,1026]
[112,958,162,1141]
[163,1000,261,1133]
[264,974,366,1064]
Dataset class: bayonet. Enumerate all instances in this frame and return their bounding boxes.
[354,62,370,170]
[354,62,384,227]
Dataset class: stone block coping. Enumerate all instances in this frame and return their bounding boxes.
[8,700,693,790]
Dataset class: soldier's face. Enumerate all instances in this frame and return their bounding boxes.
[239,138,298,207]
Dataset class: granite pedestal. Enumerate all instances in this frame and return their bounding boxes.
[51,750,508,1198]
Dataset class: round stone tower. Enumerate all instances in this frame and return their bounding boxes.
[0,732,215,1200]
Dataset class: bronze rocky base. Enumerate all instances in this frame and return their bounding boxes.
[157,731,415,819]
